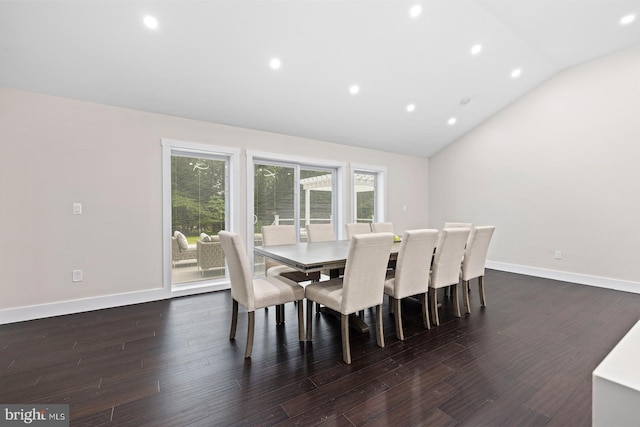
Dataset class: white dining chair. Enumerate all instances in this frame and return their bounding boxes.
[442,222,473,297]
[306,222,341,285]
[345,222,372,239]
[305,233,394,364]
[429,228,471,325]
[371,222,394,234]
[461,226,496,313]
[218,231,305,359]
[262,225,320,323]
[444,222,473,229]
[384,229,439,340]
[306,223,336,242]
[262,225,320,281]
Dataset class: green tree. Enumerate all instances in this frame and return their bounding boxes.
[172,156,226,236]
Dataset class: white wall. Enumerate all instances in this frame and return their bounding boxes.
[0,88,428,322]
[429,45,640,290]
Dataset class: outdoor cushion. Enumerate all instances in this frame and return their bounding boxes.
[174,231,189,250]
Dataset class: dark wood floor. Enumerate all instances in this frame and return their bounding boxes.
[1,270,639,426]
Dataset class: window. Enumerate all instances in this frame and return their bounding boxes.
[162,139,240,292]
[351,164,386,224]
[248,152,346,273]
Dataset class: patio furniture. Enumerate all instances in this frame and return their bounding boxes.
[172,231,197,267]
[197,234,226,276]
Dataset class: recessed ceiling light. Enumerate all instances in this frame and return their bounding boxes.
[143,15,158,30]
[406,104,416,112]
[447,117,457,125]
[270,58,282,70]
[510,68,522,78]
[349,85,360,95]
[470,44,483,55]
[620,14,636,25]
[410,5,422,18]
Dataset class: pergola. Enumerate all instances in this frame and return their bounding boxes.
[298,173,375,225]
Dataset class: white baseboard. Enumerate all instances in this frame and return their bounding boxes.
[0,288,170,325]
[487,261,640,295]
[171,280,230,298]
[0,279,233,325]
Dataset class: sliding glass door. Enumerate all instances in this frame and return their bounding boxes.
[252,160,336,273]
[299,168,334,235]
[163,139,236,288]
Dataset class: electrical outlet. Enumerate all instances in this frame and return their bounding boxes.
[554,250,562,260]
[73,203,82,215]
[72,270,83,282]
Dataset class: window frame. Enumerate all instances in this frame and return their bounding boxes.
[350,163,387,224]
[247,150,347,268]
[162,138,241,296]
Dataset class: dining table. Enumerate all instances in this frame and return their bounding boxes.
[254,239,400,276]
[254,239,401,332]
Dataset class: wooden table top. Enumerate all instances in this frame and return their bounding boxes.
[254,240,399,273]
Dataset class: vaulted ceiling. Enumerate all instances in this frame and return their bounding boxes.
[1,1,638,157]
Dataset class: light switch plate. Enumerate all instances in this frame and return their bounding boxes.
[72,270,83,282]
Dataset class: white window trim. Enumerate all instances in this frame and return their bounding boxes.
[247,150,347,260]
[350,163,387,224]
[162,138,241,296]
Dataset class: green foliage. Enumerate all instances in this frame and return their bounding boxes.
[357,191,374,221]
[171,156,226,236]
[253,165,334,233]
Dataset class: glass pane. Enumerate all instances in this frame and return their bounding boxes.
[354,172,375,223]
[253,163,295,273]
[300,169,333,242]
[171,155,227,285]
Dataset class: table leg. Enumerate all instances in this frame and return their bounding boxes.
[320,307,369,333]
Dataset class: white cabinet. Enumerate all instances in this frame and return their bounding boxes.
[593,319,640,426]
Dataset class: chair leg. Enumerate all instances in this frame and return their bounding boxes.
[306,300,313,341]
[478,276,487,306]
[420,293,431,329]
[392,298,404,341]
[463,280,471,314]
[376,304,385,348]
[341,314,351,364]
[276,304,285,325]
[297,299,304,341]
[245,311,255,359]
[230,299,238,340]
[452,283,461,317]
[430,288,440,326]
[389,295,395,314]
